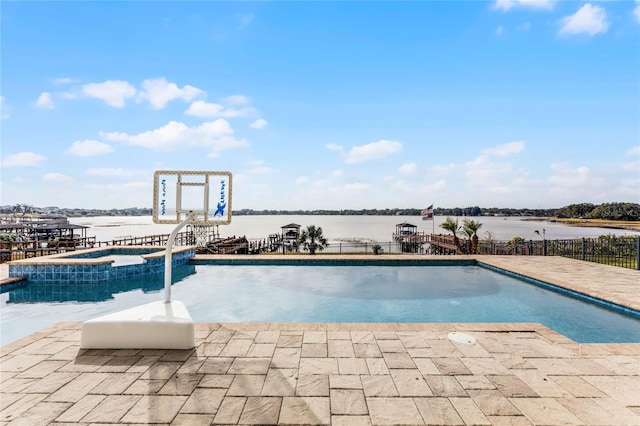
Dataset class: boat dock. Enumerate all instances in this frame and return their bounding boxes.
[392,223,430,253]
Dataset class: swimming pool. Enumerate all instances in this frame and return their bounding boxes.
[1,261,638,345]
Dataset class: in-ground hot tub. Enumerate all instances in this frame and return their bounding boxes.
[7,246,195,284]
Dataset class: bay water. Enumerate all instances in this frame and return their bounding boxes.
[70,215,639,243]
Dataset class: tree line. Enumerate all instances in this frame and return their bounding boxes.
[555,203,640,221]
[2,202,638,221]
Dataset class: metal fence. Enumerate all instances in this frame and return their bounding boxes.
[474,236,639,270]
[262,236,640,270]
[261,241,417,255]
[5,231,637,270]
[547,236,639,270]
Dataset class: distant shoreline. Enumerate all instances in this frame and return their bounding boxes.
[523,217,640,232]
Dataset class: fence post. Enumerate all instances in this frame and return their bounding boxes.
[636,236,640,270]
[543,239,547,256]
[581,238,586,261]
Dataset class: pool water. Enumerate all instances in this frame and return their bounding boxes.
[105,254,146,266]
[1,264,638,345]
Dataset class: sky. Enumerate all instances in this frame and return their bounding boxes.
[1,1,639,211]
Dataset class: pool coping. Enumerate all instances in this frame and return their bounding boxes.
[4,245,194,266]
[1,321,638,426]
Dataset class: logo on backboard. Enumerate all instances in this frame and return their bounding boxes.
[214,180,226,216]
[161,179,167,216]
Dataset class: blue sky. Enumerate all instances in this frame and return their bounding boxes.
[1,1,639,211]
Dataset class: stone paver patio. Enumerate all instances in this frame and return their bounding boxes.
[1,256,639,425]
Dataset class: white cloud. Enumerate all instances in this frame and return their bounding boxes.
[58,92,77,100]
[462,143,531,196]
[635,1,640,23]
[244,160,274,174]
[1,152,46,167]
[548,162,590,188]
[0,96,8,119]
[344,182,369,192]
[224,94,250,105]
[185,101,224,117]
[83,80,137,107]
[483,141,525,157]
[185,100,251,118]
[560,4,608,36]
[53,77,73,85]
[250,118,268,129]
[399,163,417,175]
[464,142,525,193]
[623,145,640,171]
[86,168,144,177]
[345,140,402,164]
[42,173,74,184]
[36,92,54,109]
[326,143,343,151]
[67,140,114,157]
[626,145,640,156]
[12,177,29,184]
[420,179,446,192]
[545,163,605,205]
[101,119,248,156]
[428,163,456,176]
[494,0,554,12]
[248,166,274,174]
[332,170,343,177]
[84,181,149,191]
[385,176,410,191]
[138,78,203,109]
[296,176,309,184]
[465,155,513,184]
[615,178,640,200]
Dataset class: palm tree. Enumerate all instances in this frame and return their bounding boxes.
[462,219,483,254]
[439,217,461,252]
[297,225,328,255]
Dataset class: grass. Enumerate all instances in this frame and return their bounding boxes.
[525,217,640,232]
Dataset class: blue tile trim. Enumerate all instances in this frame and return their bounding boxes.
[7,248,195,285]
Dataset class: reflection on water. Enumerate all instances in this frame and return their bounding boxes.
[6,265,196,303]
[265,266,501,300]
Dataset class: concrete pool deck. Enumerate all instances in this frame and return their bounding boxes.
[1,255,639,425]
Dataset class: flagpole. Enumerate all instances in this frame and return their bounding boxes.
[432,205,435,235]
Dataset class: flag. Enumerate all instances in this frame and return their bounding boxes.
[421,204,434,220]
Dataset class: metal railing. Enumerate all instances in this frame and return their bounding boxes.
[476,236,639,270]
[263,236,640,270]
[547,236,639,270]
[4,231,638,270]
[93,232,195,247]
[0,232,195,263]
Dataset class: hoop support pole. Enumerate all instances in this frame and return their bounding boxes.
[164,213,195,303]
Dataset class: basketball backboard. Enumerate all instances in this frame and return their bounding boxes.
[153,170,232,225]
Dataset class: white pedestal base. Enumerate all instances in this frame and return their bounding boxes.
[80,301,195,349]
